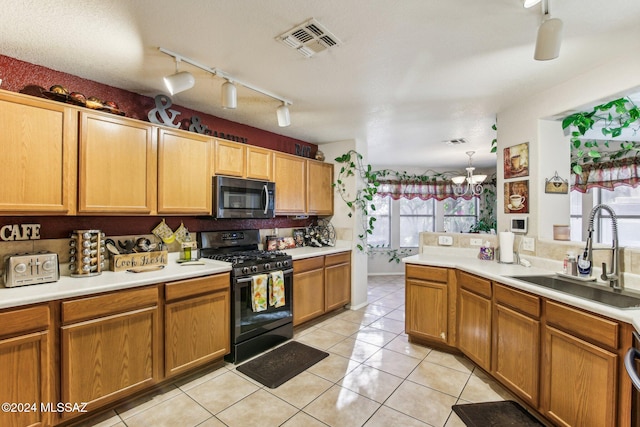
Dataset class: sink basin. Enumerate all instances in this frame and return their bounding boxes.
[508,275,640,309]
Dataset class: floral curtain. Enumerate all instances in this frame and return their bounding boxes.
[376,179,495,201]
[571,158,640,193]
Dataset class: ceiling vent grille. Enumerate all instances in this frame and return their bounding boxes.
[444,138,468,146]
[276,18,341,58]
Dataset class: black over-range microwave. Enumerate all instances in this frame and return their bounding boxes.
[212,176,275,219]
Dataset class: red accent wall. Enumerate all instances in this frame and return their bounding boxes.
[0,55,321,239]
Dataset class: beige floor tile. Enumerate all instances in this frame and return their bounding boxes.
[459,373,514,403]
[195,416,227,426]
[122,393,212,427]
[336,310,381,326]
[319,318,363,336]
[340,364,403,403]
[385,381,458,427]
[425,349,475,374]
[296,328,348,350]
[363,348,421,378]
[185,370,260,414]
[281,411,330,427]
[444,409,467,427]
[351,326,398,347]
[115,384,183,419]
[364,405,429,427]
[368,317,405,334]
[362,304,394,317]
[303,385,381,427]
[329,337,381,362]
[384,335,431,360]
[72,410,123,427]
[216,389,298,427]
[268,371,334,408]
[407,360,471,397]
[174,361,231,391]
[383,309,405,322]
[306,352,361,382]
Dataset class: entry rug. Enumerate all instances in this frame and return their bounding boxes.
[452,400,545,426]
[236,341,329,389]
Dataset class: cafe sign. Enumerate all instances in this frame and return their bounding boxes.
[0,224,41,241]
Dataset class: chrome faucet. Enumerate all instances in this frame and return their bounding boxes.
[584,204,623,290]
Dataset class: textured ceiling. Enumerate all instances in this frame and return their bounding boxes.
[2,0,640,171]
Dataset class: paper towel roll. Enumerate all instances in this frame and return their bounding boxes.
[499,231,515,263]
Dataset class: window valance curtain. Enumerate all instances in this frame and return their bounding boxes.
[571,157,640,193]
[376,179,495,201]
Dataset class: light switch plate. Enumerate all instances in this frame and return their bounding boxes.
[470,238,483,246]
[438,235,453,246]
[522,237,535,252]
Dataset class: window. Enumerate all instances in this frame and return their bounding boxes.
[368,194,391,247]
[399,198,435,247]
[443,197,478,233]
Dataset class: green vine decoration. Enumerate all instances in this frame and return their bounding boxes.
[562,97,640,174]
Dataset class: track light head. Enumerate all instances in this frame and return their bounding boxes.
[163,71,195,95]
[277,103,291,127]
[534,17,563,60]
[221,80,237,109]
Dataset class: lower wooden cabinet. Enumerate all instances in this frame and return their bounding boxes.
[457,272,492,370]
[164,274,230,377]
[405,264,450,345]
[324,252,351,312]
[0,305,51,427]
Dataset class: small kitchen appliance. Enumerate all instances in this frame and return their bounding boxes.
[198,229,293,363]
[3,252,59,287]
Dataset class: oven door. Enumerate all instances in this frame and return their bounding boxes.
[232,268,293,344]
[213,176,275,218]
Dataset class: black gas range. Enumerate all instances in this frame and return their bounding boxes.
[198,230,293,363]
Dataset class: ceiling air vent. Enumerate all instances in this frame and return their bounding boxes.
[444,138,468,146]
[276,18,342,58]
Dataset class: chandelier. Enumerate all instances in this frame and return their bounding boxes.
[452,151,487,196]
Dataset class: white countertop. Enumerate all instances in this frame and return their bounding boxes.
[284,240,352,260]
[403,251,640,331]
[0,253,231,310]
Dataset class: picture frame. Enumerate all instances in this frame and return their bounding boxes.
[504,180,529,213]
[504,142,529,179]
[545,171,569,194]
[292,229,306,247]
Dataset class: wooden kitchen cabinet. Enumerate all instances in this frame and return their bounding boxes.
[0,304,52,427]
[273,152,307,215]
[246,145,273,181]
[78,111,157,214]
[307,160,334,216]
[164,274,230,377]
[405,264,451,345]
[157,128,212,214]
[213,139,245,177]
[324,252,351,312]
[492,283,540,407]
[0,90,77,215]
[457,271,492,370]
[293,256,325,325]
[60,286,161,420]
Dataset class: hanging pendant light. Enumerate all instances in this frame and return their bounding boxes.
[221,79,237,109]
[277,102,291,127]
[534,0,563,61]
[452,151,486,196]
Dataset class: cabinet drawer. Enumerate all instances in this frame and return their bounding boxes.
[495,283,540,318]
[458,271,492,298]
[62,286,159,324]
[406,265,448,283]
[294,256,325,273]
[325,251,350,267]
[0,304,49,337]
[545,300,618,349]
[165,273,230,302]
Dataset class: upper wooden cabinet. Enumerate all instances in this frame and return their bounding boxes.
[0,90,77,215]
[307,160,334,216]
[273,152,307,215]
[78,112,157,214]
[157,128,212,215]
[246,145,273,181]
[213,139,245,177]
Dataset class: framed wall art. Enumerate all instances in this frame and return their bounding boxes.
[504,180,529,214]
[545,171,569,194]
[504,142,529,179]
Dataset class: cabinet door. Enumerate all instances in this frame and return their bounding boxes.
[79,112,157,214]
[165,275,230,377]
[158,128,212,214]
[0,91,77,214]
[273,153,307,215]
[246,146,273,181]
[493,303,540,406]
[541,325,618,427]
[214,139,246,177]
[324,252,351,312]
[307,160,334,215]
[406,278,448,344]
[293,258,325,325]
[458,288,492,370]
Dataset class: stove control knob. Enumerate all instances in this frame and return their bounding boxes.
[242,266,250,275]
[264,263,271,270]
[276,261,283,268]
[283,260,290,268]
[251,266,258,273]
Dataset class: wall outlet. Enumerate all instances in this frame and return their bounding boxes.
[438,235,453,246]
[470,238,483,246]
[522,237,535,252]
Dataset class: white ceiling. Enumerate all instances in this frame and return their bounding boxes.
[2,0,640,170]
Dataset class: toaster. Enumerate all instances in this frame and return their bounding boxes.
[3,252,59,287]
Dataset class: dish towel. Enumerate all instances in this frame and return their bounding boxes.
[251,274,268,312]
[269,270,286,308]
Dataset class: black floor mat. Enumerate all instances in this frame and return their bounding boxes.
[452,400,545,426]
[235,341,329,388]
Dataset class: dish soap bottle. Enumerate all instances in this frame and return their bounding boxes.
[577,251,592,277]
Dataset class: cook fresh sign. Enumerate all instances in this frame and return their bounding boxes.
[0,223,41,241]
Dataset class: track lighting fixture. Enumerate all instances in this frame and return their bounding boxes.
[159,47,292,126]
[534,0,563,61]
[523,0,541,8]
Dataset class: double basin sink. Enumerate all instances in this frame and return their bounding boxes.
[508,275,640,309]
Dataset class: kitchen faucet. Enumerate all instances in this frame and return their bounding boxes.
[584,204,623,290]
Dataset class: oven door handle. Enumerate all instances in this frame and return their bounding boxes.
[625,331,640,391]
[263,184,270,215]
[236,268,294,283]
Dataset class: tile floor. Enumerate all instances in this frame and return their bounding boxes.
[76,275,520,427]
